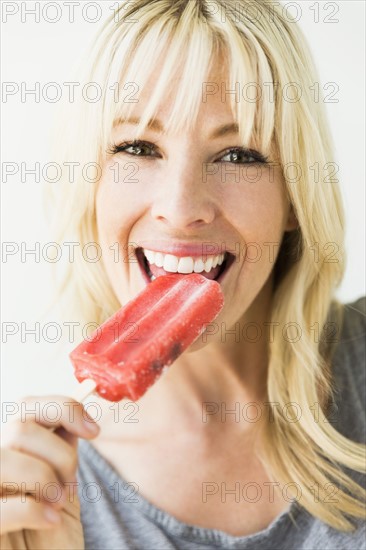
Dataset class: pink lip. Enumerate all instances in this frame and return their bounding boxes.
[137,241,230,258]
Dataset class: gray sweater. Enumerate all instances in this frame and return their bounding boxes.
[77,297,366,549]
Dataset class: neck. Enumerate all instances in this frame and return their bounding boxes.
[96,275,274,440]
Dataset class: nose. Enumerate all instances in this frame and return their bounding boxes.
[150,161,217,231]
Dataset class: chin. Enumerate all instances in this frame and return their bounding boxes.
[187,328,220,353]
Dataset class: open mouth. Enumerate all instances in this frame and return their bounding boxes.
[135,247,235,284]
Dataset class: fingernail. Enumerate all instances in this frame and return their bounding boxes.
[44,506,61,524]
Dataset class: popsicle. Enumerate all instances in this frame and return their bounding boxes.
[69,273,224,402]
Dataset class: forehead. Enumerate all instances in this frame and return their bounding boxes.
[114,53,237,136]
[102,24,273,152]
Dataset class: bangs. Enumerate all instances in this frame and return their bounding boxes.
[98,0,276,157]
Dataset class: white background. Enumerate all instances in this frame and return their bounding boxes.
[1,1,365,404]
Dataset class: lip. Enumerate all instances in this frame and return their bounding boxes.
[136,248,154,285]
[137,241,231,258]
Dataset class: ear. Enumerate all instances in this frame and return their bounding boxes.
[284,204,299,232]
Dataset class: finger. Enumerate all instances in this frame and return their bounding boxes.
[2,422,78,484]
[1,448,66,507]
[53,426,79,450]
[8,395,100,438]
[0,495,61,534]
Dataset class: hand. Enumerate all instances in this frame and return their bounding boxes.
[0,394,100,535]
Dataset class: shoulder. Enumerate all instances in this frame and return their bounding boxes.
[337,296,365,355]
[331,295,365,381]
[328,296,366,443]
[302,511,366,550]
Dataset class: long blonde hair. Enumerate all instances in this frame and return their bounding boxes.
[49,0,365,530]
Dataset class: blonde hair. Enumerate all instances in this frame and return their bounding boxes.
[49,0,365,530]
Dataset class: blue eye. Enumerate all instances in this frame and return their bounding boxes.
[219,148,268,164]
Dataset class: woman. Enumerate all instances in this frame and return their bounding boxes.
[1,0,365,548]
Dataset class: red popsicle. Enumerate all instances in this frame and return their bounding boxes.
[70,274,224,401]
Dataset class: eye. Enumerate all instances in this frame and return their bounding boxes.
[218,147,268,164]
[107,140,159,158]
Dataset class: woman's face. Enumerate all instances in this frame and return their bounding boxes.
[96,62,296,342]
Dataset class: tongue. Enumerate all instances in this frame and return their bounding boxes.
[149,263,222,281]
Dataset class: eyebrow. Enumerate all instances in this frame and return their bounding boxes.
[114,117,239,139]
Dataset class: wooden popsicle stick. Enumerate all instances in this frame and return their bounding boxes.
[49,378,97,433]
[72,378,97,403]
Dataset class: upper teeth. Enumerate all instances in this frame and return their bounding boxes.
[143,249,226,274]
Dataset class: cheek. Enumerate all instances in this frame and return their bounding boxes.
[95,169,145,304]
[96,161,147,243]
[219,165,289,244]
